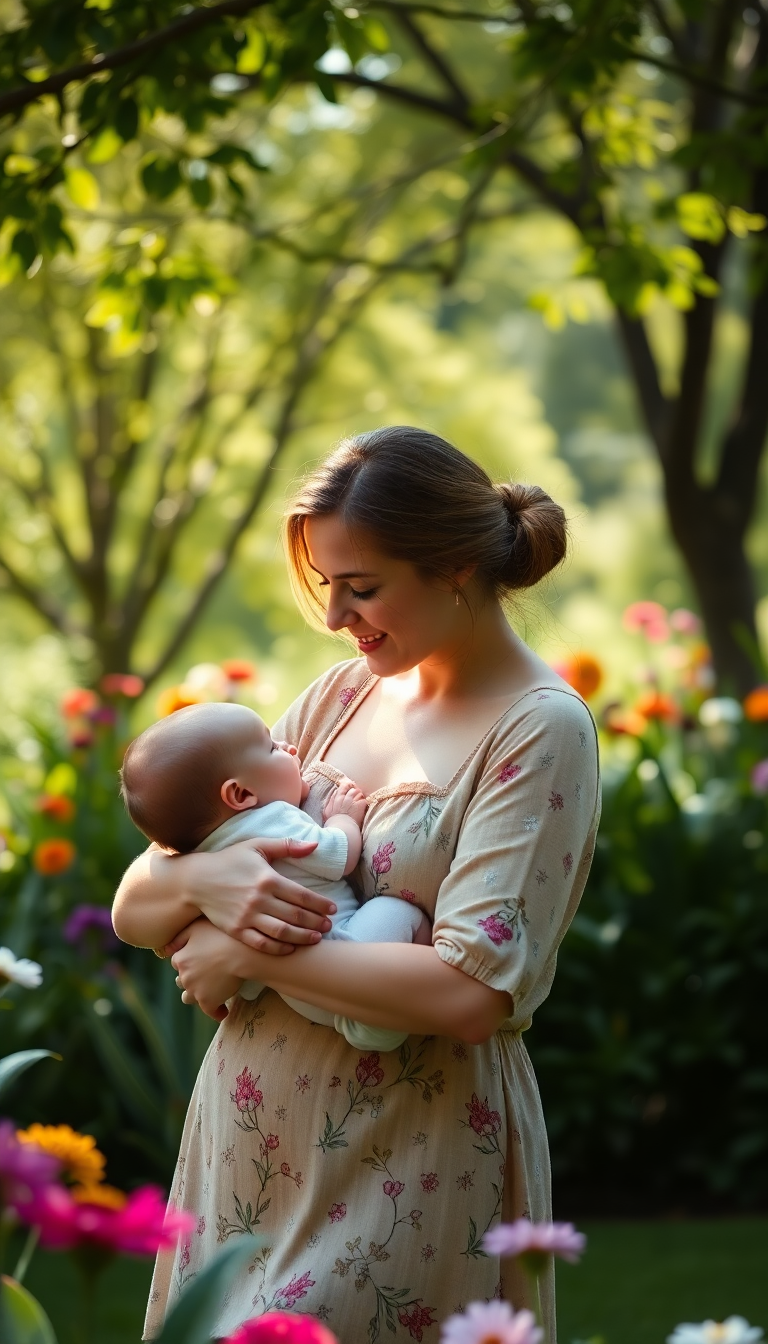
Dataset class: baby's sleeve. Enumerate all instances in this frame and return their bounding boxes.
[432,690,599,1011]
[242,802,348,883]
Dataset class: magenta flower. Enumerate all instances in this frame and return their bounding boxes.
[483,1218,586,1266]
[328,1202,346,1223]
[751,759,768,796]
[278,1270,315,1307]
[383,1179,405,1198]
[265,1134,280,1150]
[231,1067,263,1112]
[63,904,119,951]
[0,1120,61,1212]
[440,1302,543,1344]
[371,841,396,876]
[355,1052,384,1087]
[397,1303,438,1341]
[623,600,669,642]
[478,915,513,946]
[224,1312,339,1343]
[465,1093,502,1137]
[499,762,522,783]
[17,1182,194,1254]
[669,608,702,636]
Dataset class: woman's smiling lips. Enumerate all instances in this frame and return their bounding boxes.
[356,632,386,652]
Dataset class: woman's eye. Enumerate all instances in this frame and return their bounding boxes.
[350,587,377,601]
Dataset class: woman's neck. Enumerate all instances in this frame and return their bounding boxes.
[411,598,538,703]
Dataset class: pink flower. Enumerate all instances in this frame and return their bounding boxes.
[751,759,768,796]
[623,600,669,642]
[483,1218,586,1265]
[548,792,564,811]
[420,1172,439,1193]
[339,687,357,707]
[278,1270,315,1307]
[266,1134,280,1150]
[397,1303,438,1341]
[371,841,396,876]
[400,889,417,903]
[465,1093,502,1137]
[328,1202,347,1223]
[440,1302,543,1344]
[0,1121,61,1211]
[499,763,522,783]
[562,851,573,876]
[478,915,512,946]
[280,1163,291,1176]
[224,1313,339,1344]
[196,1215,206,1236]
[669,608,701,636]
[383,1179,405,1198]
[356,1052,385,1087]
[19,1183,194,1255]
[231,1067,263,1112]
[179,1239,191,1270]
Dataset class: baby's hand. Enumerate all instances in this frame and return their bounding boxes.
[323,776,367,828]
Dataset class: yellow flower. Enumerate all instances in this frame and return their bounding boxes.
[72,1183,128,1210]
[16,1124,106,1187]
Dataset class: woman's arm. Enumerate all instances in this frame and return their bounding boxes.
[170,919,511,1045]
[112,837,337,952]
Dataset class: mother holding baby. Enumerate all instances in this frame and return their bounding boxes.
[112,426,600,1344]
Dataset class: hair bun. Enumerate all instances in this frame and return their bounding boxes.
[496,482,568,588]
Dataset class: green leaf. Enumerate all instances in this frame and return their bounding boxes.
[114,97,139,143]
[154,1242,257,1344]
[676,193,725,244]
[0,1051,60,1100]
[0,1276,57,1344]
[87,127,122,164]
[64,168,100,210]
[236,27,266,74]
[10,231,38,272]
[141,156,182,200]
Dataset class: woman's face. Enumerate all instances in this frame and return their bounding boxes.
[304,514,465,676]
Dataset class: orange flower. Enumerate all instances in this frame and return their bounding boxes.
[635,690,679,722]
[156,686,202,717]
[555,653,603,701]
[743,685,768,722]
[61,689,99,718]
[220,659,255,682]
[604,707,647,737]
[72,1183,128,1210]
[33,838,76,875]
[36,794,76,823]
[100,673,145,698]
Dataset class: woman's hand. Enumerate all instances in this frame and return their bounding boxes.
[180,836,337,955]
[169,918,249,1021]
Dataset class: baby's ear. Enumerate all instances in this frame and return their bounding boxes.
[221,779,258,812]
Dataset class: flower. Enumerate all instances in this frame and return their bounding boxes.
[35,794,76,822]
[17,1182,194,1254]
[623,601,669,642]
[553,653,603,700]
[100,673,145,698]
[328,1202,346,1222]
[483,1218,586,1266]
[356,1052,385,1087]
[634,691,679,722]
[603,706,647,737]
[743,686,768,722]
[221,659,255,682]
[231,1067,263,1112]
[383,1179,405,1198]
[440,1302,543,1344]
[669,608,702,635]
[62,904,118,951]
[0,1120,61,1211]
[371,841,396,876]
[224,1313,339,1344]
[16,1125,106,1188]
[499,762,522,783]
[183,662,231,700]
[478,915,513,946]
[265,1134,280,1150]
[156,685,203,717]
[33,838,76,876]
[699,697,743,727]
[72,1183,127,1209]
[667,1319,764,1344]
[751,759,768,796]
[397,1303,439,1341]
[465,1094,501,1137]
[0,946,43,989]
[61,688,99,718]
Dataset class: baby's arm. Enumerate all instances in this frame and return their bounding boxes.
[322,777,366,875]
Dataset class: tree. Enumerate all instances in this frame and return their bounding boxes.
[1,1,767,689]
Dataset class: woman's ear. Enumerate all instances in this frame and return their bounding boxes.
[221,779,259,812]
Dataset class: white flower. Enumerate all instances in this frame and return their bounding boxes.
[698,697,743,727]
[668,1318,764,1344]
[441,1302,543,1344]
[0,947,43,990]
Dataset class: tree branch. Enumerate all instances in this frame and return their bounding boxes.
[392,7,470,112]
[614,311,669,454]
[0,0,270,120]
[332,70,472,123]
[0,551,74,637]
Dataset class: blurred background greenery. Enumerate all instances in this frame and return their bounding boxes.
[1,4,767,1337]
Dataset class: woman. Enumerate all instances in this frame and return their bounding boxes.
[113,427,600,1344]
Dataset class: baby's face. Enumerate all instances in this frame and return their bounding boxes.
[234,714,306,809]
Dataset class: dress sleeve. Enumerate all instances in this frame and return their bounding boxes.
[432,689,599,1011]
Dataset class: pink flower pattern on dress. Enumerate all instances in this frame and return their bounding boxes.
[339,686,357,707]
[383,1179,405,1198]
[328,1202,347,1223]
[370,840,396,896]
[400,888,417,902]
[397,1303,438,1341]
[549,791,564,811]
[465,1093,502,1137]
[499,762,522,783]
[420,1172,439,1193]
[562,851,574,876]
[478,897,529,946]
[231,1067,263,1113]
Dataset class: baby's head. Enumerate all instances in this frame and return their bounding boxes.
[120,702,304,853]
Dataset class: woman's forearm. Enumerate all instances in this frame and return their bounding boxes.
[228,940,511,1044]
[112,848,201,949]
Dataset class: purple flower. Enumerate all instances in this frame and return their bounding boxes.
[751,759,768,796]
[440,1302,543,1344]
[483,1218,586,1265]
[0,1119,61,1213]
[371,841,396,877]
[63,904,119,951]
[478,915,512,946]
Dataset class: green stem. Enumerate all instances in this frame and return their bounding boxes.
[13,1225,39,1284]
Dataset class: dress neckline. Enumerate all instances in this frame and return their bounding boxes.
[313,672,576,803]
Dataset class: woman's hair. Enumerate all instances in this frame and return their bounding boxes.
[284,426,567,624]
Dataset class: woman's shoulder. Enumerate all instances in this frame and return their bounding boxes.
[272,657,371,756]
[482,683,599,764]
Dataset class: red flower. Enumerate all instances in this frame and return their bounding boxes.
[478,915,512,946]
[328,1202,347,1223]
[280,1163,291,1176]
[382,1179,405,1198]
[220,659,255,682]
[61,688,99,719]
[100,673,145,698]
[231,1067,263,1112]
[339,687,357,707]
[371,841,396,876]
[396,1303,438,1341]
[33,839,76,876]
[499,762,522,783]
[265,1134,280,1150]
[356,1053,385,1088]
[400,889,417,903]
[35,795,75,822]
[420,1172,439,1193]
[465,1093,502,1137]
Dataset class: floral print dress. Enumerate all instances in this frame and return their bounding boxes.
[144,660,601,1344]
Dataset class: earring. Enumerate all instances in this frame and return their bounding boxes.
[455,589,460,606]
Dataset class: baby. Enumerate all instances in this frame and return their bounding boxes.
[119,701,431,1050]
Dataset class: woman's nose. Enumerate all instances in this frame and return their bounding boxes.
[325,594,356,633]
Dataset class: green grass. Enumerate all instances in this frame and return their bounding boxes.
[10,1220,767,1343]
